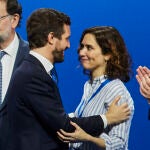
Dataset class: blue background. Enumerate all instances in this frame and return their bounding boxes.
[18,0,150,149]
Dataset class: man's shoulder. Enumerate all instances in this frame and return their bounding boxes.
[17,33,29,50]
[19,37,29,48]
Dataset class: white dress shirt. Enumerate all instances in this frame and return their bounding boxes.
[1,33,19,103]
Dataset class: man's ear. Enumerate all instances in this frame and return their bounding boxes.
[11,14,20,29]
[48,32,54,45]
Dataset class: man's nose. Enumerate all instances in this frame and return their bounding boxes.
[67,41,70,48]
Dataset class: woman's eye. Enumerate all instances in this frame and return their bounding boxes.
[87,45,93,51]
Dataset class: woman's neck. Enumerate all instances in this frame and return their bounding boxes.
[91,69,105,81]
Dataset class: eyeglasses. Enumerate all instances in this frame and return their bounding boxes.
[0,14,10,21]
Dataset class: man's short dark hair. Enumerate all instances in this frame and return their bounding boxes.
[27,8,71,49]
[4,0,22,27]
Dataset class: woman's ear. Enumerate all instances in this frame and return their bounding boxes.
[104,54,111,62]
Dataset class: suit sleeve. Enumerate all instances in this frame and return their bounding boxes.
[21,75,104,136]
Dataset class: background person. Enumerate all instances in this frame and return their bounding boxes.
[0,0,29,149]
[136,66,150,103]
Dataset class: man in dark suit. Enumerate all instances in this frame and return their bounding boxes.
[0,0,29,149]
[6,8,130,150]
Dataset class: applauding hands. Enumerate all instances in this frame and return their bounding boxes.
[136,66,150,103]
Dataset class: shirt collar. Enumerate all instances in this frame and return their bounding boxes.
[89,75,107,85]
[94,75,106,82]
[29,51,53,73]
[2,32,19,57]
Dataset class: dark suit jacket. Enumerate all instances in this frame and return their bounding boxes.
[0,34,29,150]
[6,54,104,150]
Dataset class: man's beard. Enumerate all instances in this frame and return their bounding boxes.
[52,48,64,63]
[0,35,6,43]
[0,31,10,44]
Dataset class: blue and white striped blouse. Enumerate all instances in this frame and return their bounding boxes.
[70,75,134,150]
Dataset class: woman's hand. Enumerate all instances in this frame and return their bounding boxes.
[57,121,91,143]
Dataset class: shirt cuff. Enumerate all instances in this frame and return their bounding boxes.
[68,112,75,118]
[100,114,107,128]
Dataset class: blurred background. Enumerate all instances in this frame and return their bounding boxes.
[18,0,150,149]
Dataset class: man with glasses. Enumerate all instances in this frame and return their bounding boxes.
[0,0,29,149]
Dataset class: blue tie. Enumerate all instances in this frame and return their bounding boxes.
[0,51,6,104]
[50,67,58,84]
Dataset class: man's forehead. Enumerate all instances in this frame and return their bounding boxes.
[63,24,71,36]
